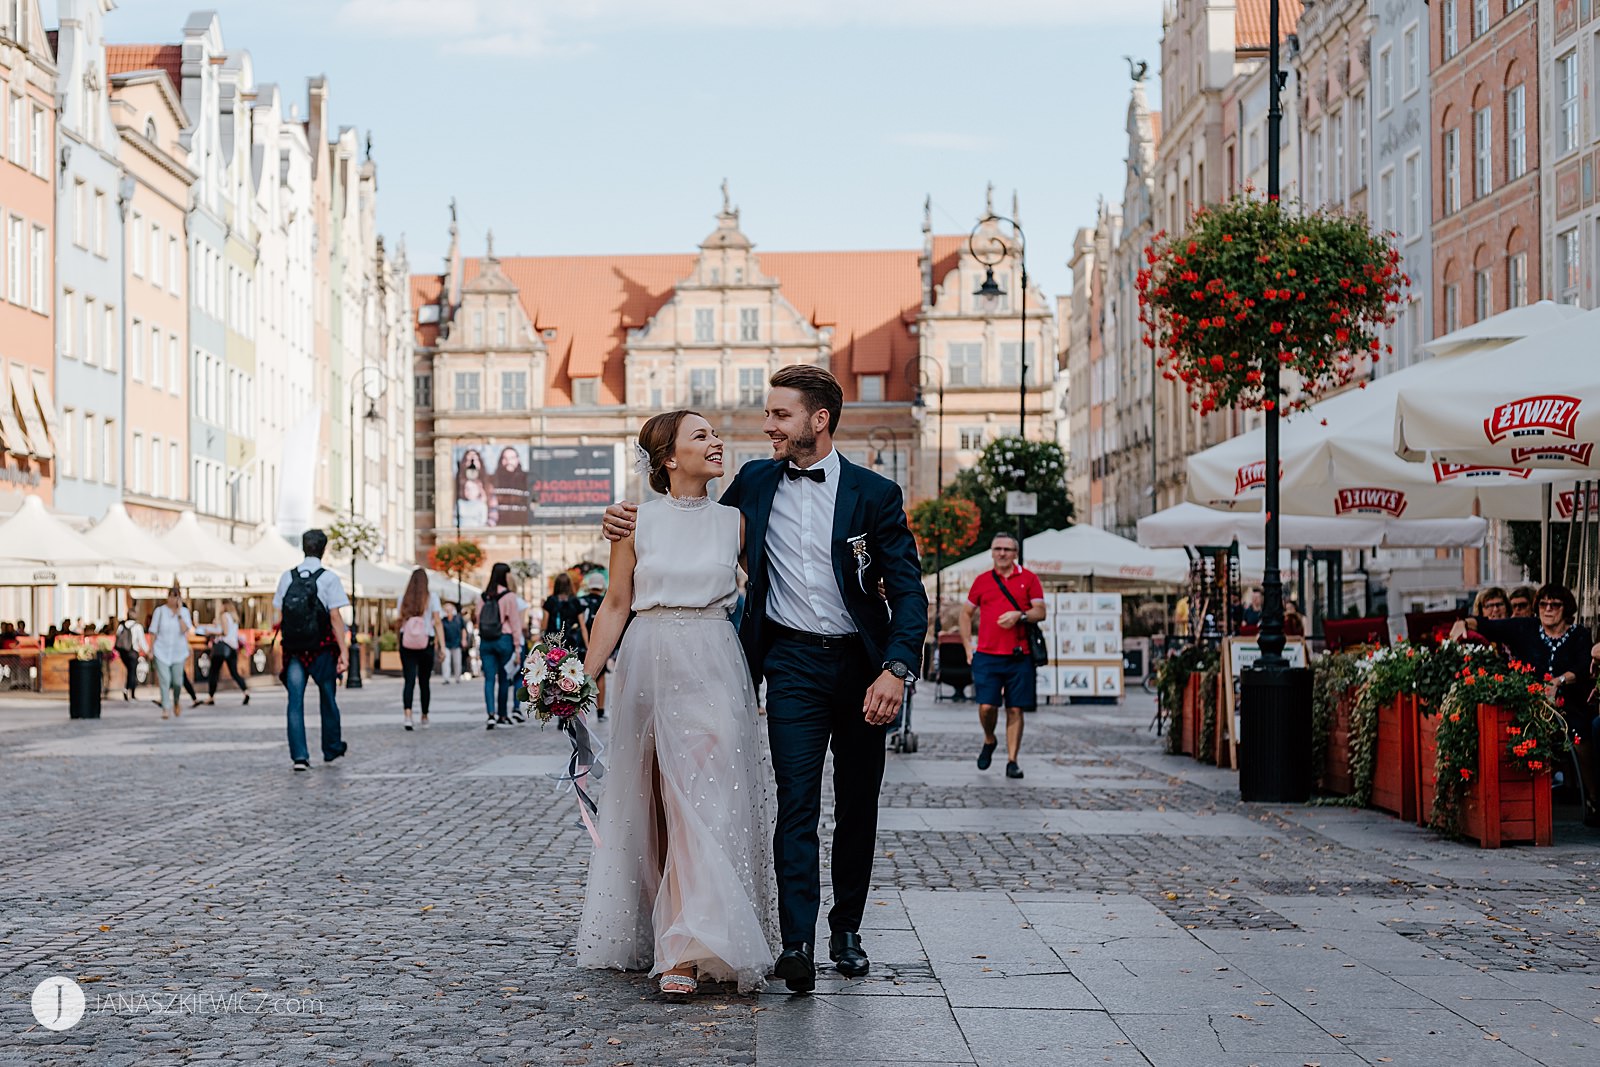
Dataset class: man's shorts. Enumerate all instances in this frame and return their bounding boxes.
[971,651,1036,711]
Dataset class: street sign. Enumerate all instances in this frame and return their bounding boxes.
[1005,491,1038,516]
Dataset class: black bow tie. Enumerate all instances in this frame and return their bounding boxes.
[785,465,826,483]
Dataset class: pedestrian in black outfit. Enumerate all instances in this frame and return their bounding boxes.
[397,568,445,730]
[201,599,250,704]
[113,615,145,699]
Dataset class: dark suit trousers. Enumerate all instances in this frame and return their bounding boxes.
[763,633,887,948]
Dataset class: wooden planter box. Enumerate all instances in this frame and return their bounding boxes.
[1179,674,1200,757]
[39,653,75,693]
[1370,694,1418,820]
[377,649,402,674]
[1416,709,1440,826]
[1212,672,1234,770]
[1421,703,1553,847]
[1318,684,1357,797]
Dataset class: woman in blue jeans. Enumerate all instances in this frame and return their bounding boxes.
[478,562,525,729]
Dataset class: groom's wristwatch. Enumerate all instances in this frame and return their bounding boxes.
[883,659,916,682]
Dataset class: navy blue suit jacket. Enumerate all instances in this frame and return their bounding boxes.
[720,454,928,685]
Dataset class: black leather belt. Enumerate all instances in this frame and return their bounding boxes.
[767,622,862,649]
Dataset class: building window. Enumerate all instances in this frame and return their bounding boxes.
[1557,230,1580,304]
[999,342,1034,386]
[93,190,106,256]
[858,374,884,402]
[500,370,527,411]
[495,310,508,346]
[948,342,982,386]
[455,370,481,411]
[738,307,760,342]
[150,224,162,286]
[471,310,483,347]
[29,105,43,177]
[1377,46,1393,113]
[572,377,599,406]
[1442,129,1460,214]
[131,433,144,494]
[1443,284,1460,333]
[102,419,115,485]
[1506,85,1526,179]
[73,180,87,248]
[168,335,179,396]
[689,368,717,407]
[1441,0,1457,61]
[1474,268,1492,321]
[62,291,76,358]
[147,326,161,387]
[1508,252,1528,308]
[169,441,179,499]
[414,372,432,408]
[1471,0,1488,38]
[7,216,22,304]
[130,213,143,276]
[83,298,97,366]
[1353,93,1367,186]
[59,408,74,477]
[1330,112,1345,202]
[1404,153,1420,239]
[958,427,985,451]
[693,308,714,343]
[7,94,21,164]
[1473,107,1492,197]
[102,305,115,369]
[1379,169,1396,233]
[413,457,435,513]
[1558,52,1579,155]
[168,236,179,295]
[738,367,765,408]
[1402,24,1420,96]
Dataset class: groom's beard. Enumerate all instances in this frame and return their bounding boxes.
[775,427,818,466]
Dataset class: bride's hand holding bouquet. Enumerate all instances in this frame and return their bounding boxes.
[521,637,599,724]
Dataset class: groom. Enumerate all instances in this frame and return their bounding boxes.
[605,364,927,992]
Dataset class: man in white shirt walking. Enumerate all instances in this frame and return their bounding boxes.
[274,529,351,772]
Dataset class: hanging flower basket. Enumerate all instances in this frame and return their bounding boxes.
[909,497,983,561]
[1137,193,1409,415]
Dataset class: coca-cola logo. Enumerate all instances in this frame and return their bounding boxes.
[1431,462,1532,482]
[1334,487,1408,517]
[1556,487,1600,519]
[1233,460,1281,495]
[1483,394,1582,444]
[1510,443,1594,466]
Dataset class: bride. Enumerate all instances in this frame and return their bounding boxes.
[576,410,778,994]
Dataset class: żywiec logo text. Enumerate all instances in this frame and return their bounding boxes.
[1510,443,1594,466]
[1483,395,1582,444]
[1431,462,1532,482]
[1234,460,1280,495]
[1556,487,1600,519]
[1334,488,1408,517]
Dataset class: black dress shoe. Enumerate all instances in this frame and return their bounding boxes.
[773,945,815,993]
[977,741,997,771]
[1006,761,1024,779]
[829,931,870,978]
[324,743,348,764]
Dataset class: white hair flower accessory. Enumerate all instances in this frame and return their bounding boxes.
[633,442,653,479]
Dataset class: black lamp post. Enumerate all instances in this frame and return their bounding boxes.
[868,426,900,490]
[970,213,1030,561]
[1237,0,1312,803]
[345,364,388,690]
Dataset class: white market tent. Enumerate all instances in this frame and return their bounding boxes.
[938,525,1191,589]
[1393,306,1600,469]
[0,495,109,585]
[1136,502,1486,550]
[81,503,217,589]
[241,527,304,576]
[154,511,252,590]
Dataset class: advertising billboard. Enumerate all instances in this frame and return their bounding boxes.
[452,443,618,528]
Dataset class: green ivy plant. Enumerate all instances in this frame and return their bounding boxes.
[1156,645,1219,755]
[1343,642,1426,808]
[1311,650,1366,784]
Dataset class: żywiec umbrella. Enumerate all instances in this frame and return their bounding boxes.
[1393,306,1600,469]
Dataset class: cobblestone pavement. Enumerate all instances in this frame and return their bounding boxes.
[2,679,1598,1065]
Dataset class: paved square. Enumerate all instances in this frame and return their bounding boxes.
[2,681,1597,1064]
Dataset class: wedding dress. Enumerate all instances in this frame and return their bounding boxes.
[574,495,779,992]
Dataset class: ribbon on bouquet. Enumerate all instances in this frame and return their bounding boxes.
[554,713,606,846]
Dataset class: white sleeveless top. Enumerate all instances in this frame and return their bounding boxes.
[630,496,740,613]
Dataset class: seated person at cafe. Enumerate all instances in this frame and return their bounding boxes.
[1507,585,1537,618]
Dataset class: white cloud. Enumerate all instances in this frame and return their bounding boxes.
[335,0,1160,54]
[891,131,1000,153]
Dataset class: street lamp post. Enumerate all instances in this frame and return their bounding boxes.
[971,213,1030,560]
[345,364,388,690]
[868,426,900,493]
[1237,0,1312,803]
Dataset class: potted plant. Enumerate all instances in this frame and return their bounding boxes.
[1156,645,1217,758]
[377,630,401,673]
[1347,643,1423,818]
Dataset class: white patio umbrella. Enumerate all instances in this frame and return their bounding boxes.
[1393,306,1600,468]
[81,503,212,589]
[1137,501,1486,550]
[0,495,108,585]
[1418,299,1587,358]
[153,511,249,586]
[937,525,1191,589]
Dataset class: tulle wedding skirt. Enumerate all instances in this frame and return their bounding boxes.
[574,607,779,992]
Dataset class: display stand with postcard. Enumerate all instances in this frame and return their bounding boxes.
[1050,592,1124,703]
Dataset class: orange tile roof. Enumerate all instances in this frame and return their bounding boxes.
[411,274,443,348]
[106,44,183,95]
[1235,0,1301,51]
[449,247,930,403]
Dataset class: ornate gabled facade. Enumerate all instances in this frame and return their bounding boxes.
[411,190,1060,586]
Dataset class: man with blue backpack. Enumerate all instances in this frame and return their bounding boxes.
[274,529,352,772]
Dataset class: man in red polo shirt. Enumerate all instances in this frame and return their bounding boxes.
[958,533,1047,779]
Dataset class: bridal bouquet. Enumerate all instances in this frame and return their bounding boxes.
[520,637,598,723]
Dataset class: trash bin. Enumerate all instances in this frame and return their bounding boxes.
[68,658,102,719]
[1238,664,1312,802]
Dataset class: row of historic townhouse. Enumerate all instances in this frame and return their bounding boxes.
[0,2,411,597]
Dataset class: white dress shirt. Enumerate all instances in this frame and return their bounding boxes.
[148,604,193,664]
[273,558,352,613]
[763,446,856,635]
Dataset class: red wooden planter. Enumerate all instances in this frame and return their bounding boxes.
[1370,694,1418,820]
[1213,672,1234,770]
[1461,704,1553,847]
[1318,684,1357,796]
[1415,710,1440,826]
[1178,674,1200,757]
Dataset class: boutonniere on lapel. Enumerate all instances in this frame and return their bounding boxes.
[847,534,871,594]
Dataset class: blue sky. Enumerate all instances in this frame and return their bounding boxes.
[58,0,1164,298]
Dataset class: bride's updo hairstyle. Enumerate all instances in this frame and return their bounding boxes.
[638,409,704,495]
